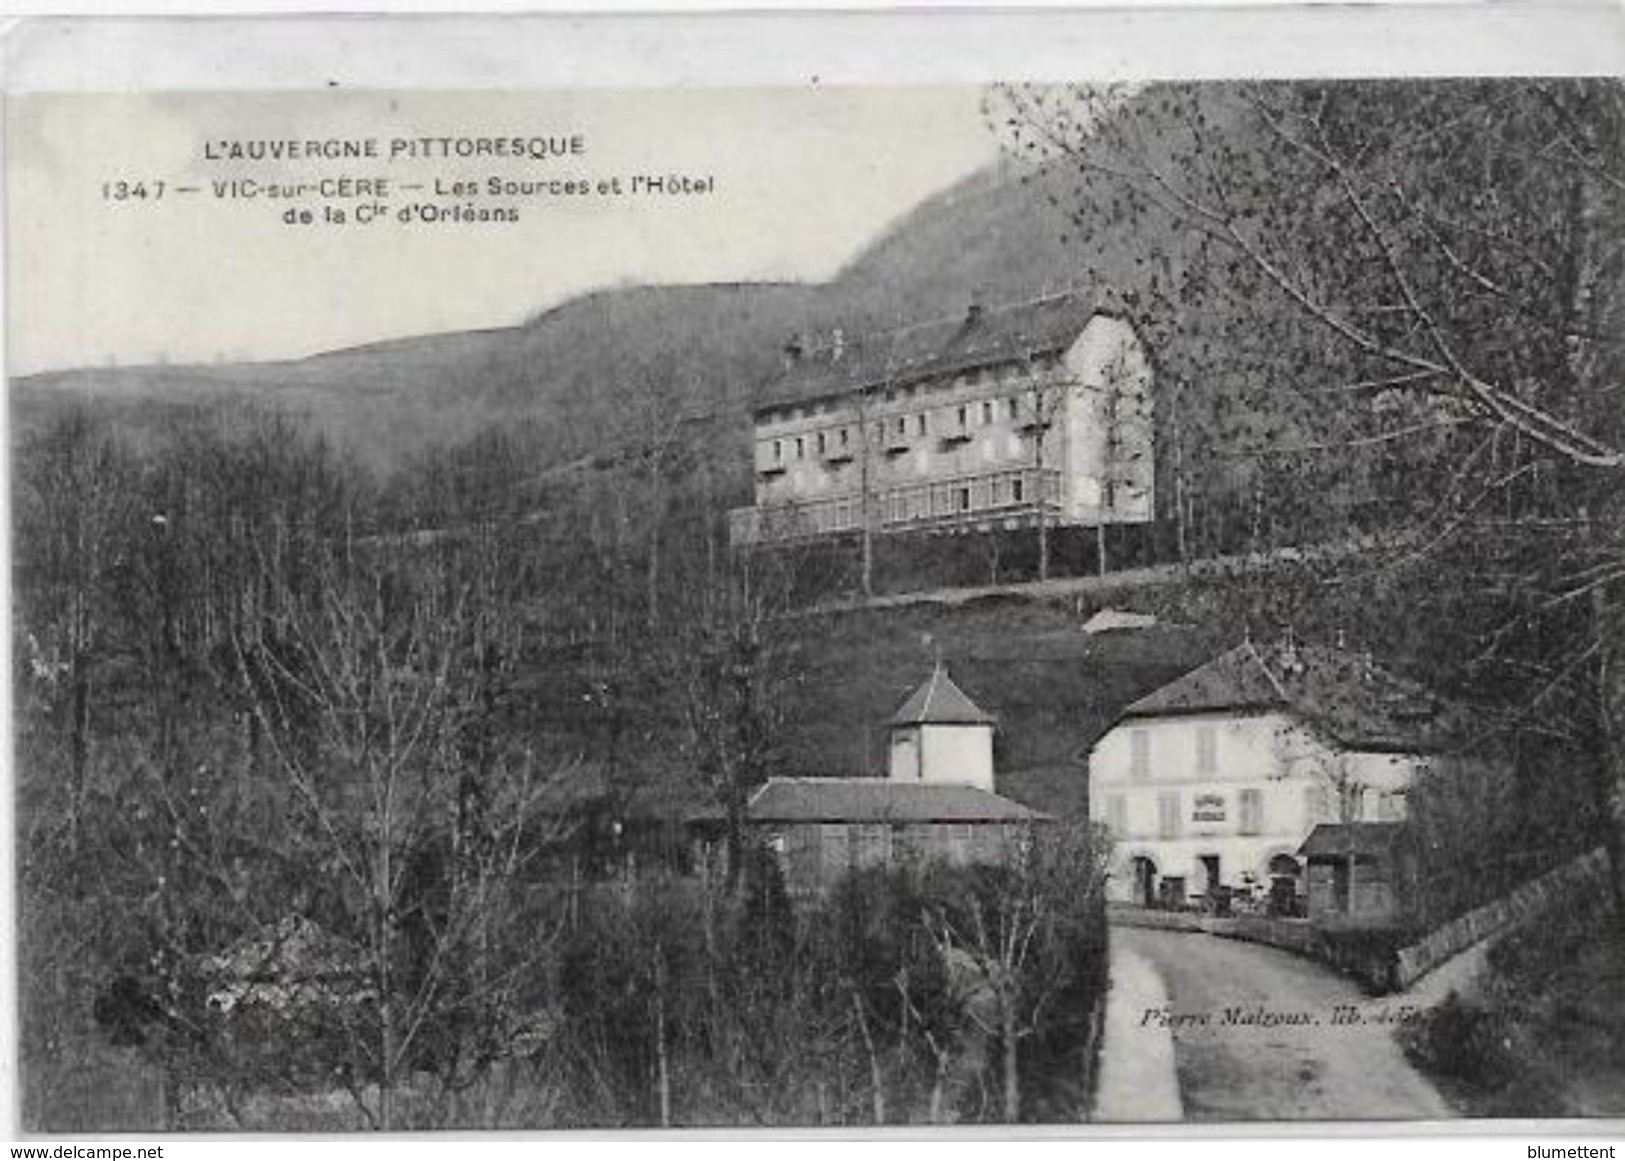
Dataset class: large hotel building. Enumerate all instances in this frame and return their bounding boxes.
[727,291,1156,546]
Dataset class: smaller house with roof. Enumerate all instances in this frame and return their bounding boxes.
[749,664,1048,895]
[1088,638,1470,915]
[1297,821,1417,930]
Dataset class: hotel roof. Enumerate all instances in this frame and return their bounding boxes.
[1120,640,1473,753]
[758,290,1103,411]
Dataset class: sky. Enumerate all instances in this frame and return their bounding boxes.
[6,87,999,375]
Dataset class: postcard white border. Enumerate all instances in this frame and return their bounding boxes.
[3,4,1624,94]
[2,4,1623,1154]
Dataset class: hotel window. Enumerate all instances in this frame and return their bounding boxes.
[1129,729,1150,780]
[772,440,783,463]
[1107,795,1128,835]
[795,437,805,460]
[840,428,850,448]
[1239,788,1263,835]
[916,414,928,436]
[982,400,994,424]
[1157,793,1181,839]
[1304,786,1330,824]
[1012,477,1025,503]
[957,404,968,429]
[1196,725,1217,773]
[817,431,826,455]
[957,487,972,512]
[1008,397,1020,420]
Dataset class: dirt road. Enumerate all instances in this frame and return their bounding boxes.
[1114,926,1456,1122]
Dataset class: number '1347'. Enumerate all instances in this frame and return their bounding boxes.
[102,181,165,201]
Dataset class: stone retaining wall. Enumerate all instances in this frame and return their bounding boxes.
[1391,846,1610,989]
[1105,904,1210,933]
[1106,906,1376,980]
[1109,847,1612,995]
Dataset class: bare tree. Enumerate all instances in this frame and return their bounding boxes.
[14,412,141,835]
[923,822,1108,1121]
[658,546,803,888]
[220,504,570,1127]
[993,78,1625,915]
[1007,348,1073,582]
[853,381,881,600]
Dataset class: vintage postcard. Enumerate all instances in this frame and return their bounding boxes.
[6,11,1625,1136]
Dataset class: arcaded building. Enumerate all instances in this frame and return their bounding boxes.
[728,291,1155,546]
[1087,639,1481,913]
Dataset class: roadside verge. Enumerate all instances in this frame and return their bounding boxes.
[1092,937,1182,1122]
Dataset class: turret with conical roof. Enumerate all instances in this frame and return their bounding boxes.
[887,663,996,791]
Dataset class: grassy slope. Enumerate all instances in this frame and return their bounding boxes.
[512,588,1214,818]
[775,594,1210,814]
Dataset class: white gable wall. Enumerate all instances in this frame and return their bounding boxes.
[1061,315,1155,526]
[892,722,994,791]
[921,723,995,791]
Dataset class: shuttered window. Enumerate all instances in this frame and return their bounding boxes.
[1130,730,1151,781]
[1158,793,1181,839]
[1196,726,1217,773]
[1239,788,1263,835]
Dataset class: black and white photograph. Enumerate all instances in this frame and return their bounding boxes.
[6,21,1625,1134]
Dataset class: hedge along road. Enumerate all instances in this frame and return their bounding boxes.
[1114,926,1456,1122]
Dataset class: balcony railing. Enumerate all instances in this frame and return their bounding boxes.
[729,467,1062,546]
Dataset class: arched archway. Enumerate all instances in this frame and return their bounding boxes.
[1130,855,1159,908]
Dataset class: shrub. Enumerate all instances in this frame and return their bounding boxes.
[1399,992,1522,1089]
